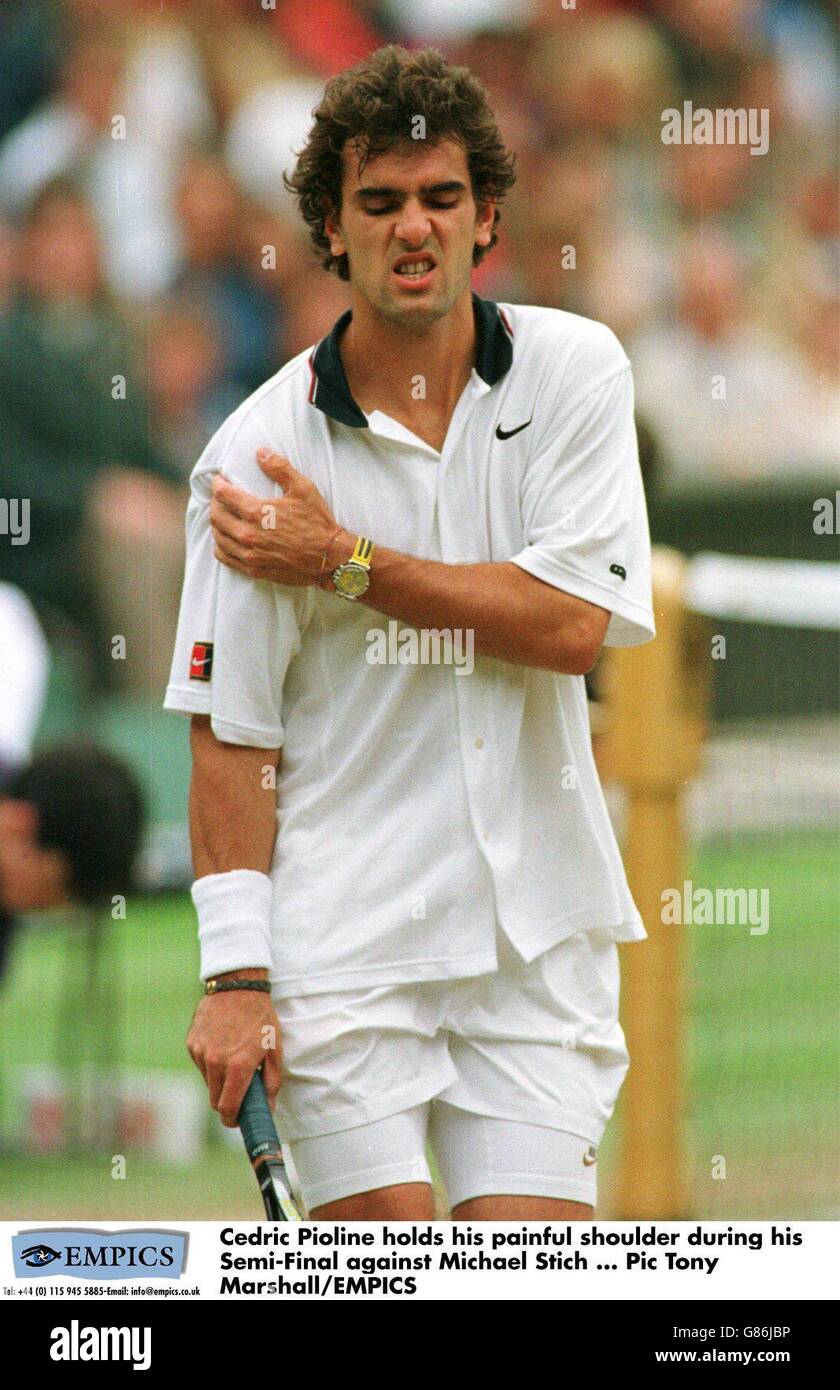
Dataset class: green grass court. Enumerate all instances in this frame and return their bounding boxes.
[1,828,837,1221]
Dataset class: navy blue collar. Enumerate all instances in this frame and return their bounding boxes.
[307,292,514,429]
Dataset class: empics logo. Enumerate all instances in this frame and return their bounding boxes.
[50,1321,151,1372]
[20,1244,61,1268]
[12,1229,187,1280]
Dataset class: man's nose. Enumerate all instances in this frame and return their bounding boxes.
[394,201,432,246]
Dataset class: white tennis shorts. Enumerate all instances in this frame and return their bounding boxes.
[272,926,629,1212]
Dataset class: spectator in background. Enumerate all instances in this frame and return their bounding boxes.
[0,0,62,142]
[173,155,286,395]
[528,8,675,146]
[146,297,237,477]
[0,583,145,986]
[0,178,184,696]
[0,8,213,300]
[0,19,126,218]
[270,0,402,78]
[0,745,146,986]
[629,227,840,488]
[0,216,16,311]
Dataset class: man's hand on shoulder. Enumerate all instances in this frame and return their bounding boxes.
[210,448,353,586]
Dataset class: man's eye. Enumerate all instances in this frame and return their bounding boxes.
[363,200,458,215]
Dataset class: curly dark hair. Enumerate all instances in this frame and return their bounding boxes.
[284,45,517,281]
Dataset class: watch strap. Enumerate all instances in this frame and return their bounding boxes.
[350,536,374,569]
[205,978,272,996]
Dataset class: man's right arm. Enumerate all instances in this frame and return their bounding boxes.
[189,714,278,878]
[186,714,282,1126]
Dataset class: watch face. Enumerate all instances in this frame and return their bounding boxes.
[335,563,370,598]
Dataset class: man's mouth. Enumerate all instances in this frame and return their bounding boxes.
[392,255,437,283]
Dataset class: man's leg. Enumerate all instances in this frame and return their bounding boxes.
[285,1104,438,1219]
[431,929,629,1220]
[274,980,450,1219]
[429,1104,600,1220]
[451,1195,593,1221]
[311,1183,436,1221]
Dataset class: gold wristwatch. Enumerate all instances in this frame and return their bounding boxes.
[332,536,374,600]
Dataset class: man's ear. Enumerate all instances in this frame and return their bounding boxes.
[323,201,346,258]
[474,199,495,250]
[0,797,39,841]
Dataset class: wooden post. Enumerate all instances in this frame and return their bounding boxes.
[597,547,709,1218]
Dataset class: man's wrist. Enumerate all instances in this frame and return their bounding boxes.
[214,967,269,982]
[319,527,356,590]
[192,868,273,981]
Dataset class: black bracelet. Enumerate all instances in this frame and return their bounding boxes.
[204,979,272,996]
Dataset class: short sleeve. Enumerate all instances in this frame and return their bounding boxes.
[163,427,305,748]
[509,363,655,647]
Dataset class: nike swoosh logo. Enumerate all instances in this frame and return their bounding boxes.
[495,418,532,440]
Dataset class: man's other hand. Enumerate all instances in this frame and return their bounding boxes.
[187,971,282,1127]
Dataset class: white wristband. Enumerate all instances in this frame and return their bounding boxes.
[191,869,273,982]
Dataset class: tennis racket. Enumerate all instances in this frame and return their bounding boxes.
[238,1069,303,1221]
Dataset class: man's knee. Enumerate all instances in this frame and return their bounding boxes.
[451,1195,594,1221]
[310,1182,435,1222]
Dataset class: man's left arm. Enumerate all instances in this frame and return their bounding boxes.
[210,453,609,677]
[331,541,609,675]
[210,361,655,676]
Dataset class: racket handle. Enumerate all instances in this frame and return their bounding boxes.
[238,1070,281,1160]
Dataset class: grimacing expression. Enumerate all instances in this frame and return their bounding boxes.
[325,138,495,328]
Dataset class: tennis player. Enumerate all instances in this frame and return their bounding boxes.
[165,46,655,1221]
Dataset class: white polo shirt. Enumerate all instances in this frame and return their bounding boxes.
[165,294,655,996]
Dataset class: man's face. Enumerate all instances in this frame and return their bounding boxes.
[325,138,495,329]
[0,799,70,912]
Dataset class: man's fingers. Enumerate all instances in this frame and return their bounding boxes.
[211,483,261,536]
[210,505,248,547]
[205,1056,227,1116]
[256,449,296,490]
[217,1058,257,1128]
[261,1047,282,1109]
[213,541,250,574]
[187,1039,208,1087]
[213,473,263,524]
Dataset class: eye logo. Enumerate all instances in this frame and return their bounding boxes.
[21,1244,61,1268]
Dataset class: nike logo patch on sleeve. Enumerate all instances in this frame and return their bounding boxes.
[190,641,214,681]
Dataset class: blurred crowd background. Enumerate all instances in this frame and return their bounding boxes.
[0,0,837,1221]
[0,0,836,700]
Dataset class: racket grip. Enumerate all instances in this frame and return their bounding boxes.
[238,1070,281,1160]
